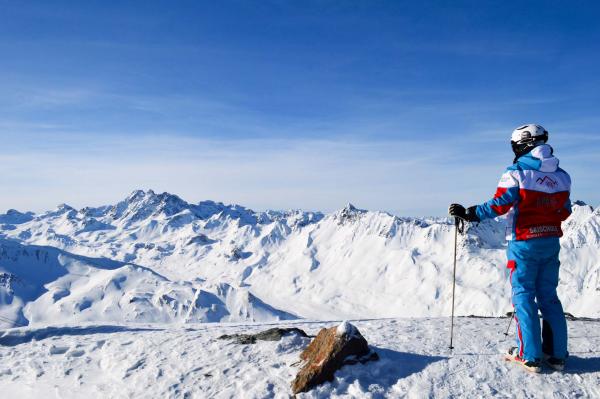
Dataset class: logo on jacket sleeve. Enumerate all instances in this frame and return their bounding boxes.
[536,176,558,189]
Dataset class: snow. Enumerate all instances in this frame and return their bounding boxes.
[0,239,295,327]
[1,191,599,396]
[336,321,357,338]
[1,191,599,329]
[0,317,598,398]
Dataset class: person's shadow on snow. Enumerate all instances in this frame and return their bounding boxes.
[564,356,600,374]
[331,347,446,390]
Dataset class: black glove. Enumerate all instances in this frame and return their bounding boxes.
[448,204,480,222]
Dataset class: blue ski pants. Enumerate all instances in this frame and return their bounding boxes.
[507,237,568,361]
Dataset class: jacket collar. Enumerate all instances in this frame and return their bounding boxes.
[517,144,559,172]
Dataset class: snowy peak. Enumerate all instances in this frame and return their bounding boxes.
[4,190,327,234]
[562,199,600,248]
[344,203,358,212]
[333,203,367,225]
[264,209,325,229]
[0,209,34,225]
[108,189,192,223]
[573,200,592,209]
[43,203,76,219]
[105,190,269,227]
[126,189,150,203]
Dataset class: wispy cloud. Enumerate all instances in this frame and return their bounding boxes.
[0,132,504,215]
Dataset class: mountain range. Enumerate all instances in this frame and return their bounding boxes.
[1,190,598,327]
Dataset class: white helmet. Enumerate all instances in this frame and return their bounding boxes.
[511,124,549,160]
[511,124,548,144]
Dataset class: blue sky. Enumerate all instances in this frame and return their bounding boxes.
[1,1,599,215]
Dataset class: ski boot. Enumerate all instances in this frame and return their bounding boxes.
[543,353,565,371]
[504,347,542,373]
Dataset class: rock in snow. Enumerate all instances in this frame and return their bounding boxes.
[1,318,599,397]
[291,322,378,394]
[218,327,309,345]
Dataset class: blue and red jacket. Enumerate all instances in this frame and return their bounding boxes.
[475,144,571,241]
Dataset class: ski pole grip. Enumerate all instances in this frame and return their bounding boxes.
[455,217,465,234]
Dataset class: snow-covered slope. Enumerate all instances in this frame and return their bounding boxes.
[0,239,296,327]
[1,317,599,398]
[1,190,599,326]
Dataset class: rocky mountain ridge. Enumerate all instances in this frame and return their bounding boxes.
[1,190,598,327]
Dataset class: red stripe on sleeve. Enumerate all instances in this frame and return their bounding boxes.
[490,187,513,215]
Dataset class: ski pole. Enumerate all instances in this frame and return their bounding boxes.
[449,217,464,350]
[503,312,514,337]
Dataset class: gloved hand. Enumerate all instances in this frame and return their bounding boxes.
[448,203,480,222]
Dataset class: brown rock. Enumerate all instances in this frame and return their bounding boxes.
[291,322,378,394]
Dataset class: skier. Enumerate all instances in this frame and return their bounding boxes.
[449,124,571,373]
